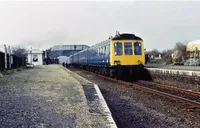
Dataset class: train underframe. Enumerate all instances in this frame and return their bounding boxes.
[68,64,145,81]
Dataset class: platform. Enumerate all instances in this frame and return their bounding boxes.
[145,64,200,71]
[147,67,200,76]
[0,65,117,128]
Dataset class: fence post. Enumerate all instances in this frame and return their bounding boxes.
[4,44,7,70]
[8,46,11,69]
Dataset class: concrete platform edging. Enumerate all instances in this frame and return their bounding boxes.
[147,68,200,76]
[94,84,118,128]
[62,66,118,127]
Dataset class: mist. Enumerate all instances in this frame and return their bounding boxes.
[0,1,200,52]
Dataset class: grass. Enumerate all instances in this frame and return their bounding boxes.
[0,67,27,76]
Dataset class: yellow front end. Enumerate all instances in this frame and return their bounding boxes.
[110,40,145,66]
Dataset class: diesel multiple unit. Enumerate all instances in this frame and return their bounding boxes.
[67,33,145,80]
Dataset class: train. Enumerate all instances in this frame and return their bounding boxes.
[66,33,145,80]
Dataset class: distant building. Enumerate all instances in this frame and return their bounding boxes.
[186,40,200,58]
[145,51,162,60]
[50,45,89,51]
[47,45,89,60]
[186,40,200,51]
[27,49,44,66]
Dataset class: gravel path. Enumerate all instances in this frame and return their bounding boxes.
[69,67,200,128]
[0,65,107,128]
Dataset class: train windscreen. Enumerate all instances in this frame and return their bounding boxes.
[134,42,142,55]
[124,42,133,55]
[114,42,123,55]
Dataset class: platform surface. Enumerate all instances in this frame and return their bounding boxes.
[145,64,200,71]
[0,65,116,128]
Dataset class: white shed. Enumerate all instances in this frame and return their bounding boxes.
[27,49,44,66]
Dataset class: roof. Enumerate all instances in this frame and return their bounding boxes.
[28,49,43,54]
[50,45,90,51]
[112,33,143,40]
[187,40,200,45]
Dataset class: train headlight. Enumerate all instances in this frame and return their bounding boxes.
[137,60,142,64]
[114,60,121,65]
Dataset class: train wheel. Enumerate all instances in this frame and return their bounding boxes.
[114,66,123,80]
[109,69,115,78]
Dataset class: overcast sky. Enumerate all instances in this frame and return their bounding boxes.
[0,0,200,52]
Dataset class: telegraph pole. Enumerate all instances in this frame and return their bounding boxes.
[30,47,32,65]
[8,46,11,69]
[4,44,7,70]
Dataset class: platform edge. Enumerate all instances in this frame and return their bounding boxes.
[94,84,118,128]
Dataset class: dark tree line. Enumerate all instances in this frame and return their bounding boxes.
[12,46,28,57]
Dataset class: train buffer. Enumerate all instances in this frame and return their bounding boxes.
[0,65,117,128]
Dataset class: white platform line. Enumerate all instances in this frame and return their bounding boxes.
[94,84,118,128]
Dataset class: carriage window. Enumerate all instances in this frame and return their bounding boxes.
[114,42,122,55]
[124,42,133,55]
[134,42,142,55]
[106,44,110,55]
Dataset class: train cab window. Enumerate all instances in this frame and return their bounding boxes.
[124,42,133,55]
[114,42,122,55]
[134,42,142,55]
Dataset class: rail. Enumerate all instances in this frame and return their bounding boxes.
[138,80,200,97]
[74,68,200,109]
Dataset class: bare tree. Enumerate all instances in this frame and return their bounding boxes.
[162,49,173,64]
[173,42,186,62]
[12,46,28,57]
[151,49,160,55]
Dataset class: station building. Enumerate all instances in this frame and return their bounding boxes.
[27,49,44,66]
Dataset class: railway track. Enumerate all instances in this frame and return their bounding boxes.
[74,68,200,110]
[137,80,200,101]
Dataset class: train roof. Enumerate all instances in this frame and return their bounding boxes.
[112,33,143,40]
